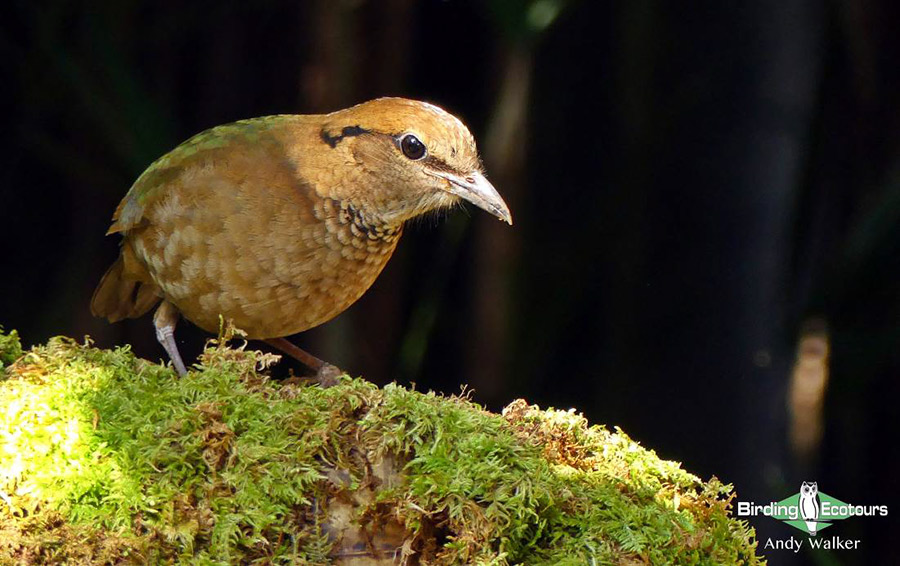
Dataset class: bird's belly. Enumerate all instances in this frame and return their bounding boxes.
[131,190,399,338]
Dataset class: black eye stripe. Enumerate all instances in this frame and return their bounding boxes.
[320,125,370,148]
[421,155,455,173]
[399,134,427,160]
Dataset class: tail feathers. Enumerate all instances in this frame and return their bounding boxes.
[91,255,161,322]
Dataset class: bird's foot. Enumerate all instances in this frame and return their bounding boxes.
[263,337,344,387]
[315,363,343,388]
[153,301,188,377]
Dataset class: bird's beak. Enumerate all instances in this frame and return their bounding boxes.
[437,171,513,225]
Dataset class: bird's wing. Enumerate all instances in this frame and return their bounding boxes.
[107,116,296,235]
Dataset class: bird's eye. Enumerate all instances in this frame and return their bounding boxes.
[400,134,426,160]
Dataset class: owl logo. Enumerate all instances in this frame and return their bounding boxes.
[799,481,820,535]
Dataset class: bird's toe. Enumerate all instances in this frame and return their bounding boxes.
[315,364,344,388]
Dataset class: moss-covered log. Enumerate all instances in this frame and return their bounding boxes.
[0,328,762,565]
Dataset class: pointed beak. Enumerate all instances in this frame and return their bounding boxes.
[438,171,513,225]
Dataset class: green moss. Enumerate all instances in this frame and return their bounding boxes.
[0,328,763,565]
[0,326,23,370]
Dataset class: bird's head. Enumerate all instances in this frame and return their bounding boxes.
[319,98,512,226]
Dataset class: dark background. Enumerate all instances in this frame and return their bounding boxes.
[2,1,898,564]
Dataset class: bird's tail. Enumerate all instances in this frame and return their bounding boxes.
[805,521,818,536]
[91,248,161,322]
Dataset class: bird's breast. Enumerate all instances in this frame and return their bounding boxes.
[130,180,402,338]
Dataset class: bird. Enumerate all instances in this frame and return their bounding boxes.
[91,97,512,382]
[798,481,820,536]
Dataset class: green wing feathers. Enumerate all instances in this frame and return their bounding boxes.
[108,117,283,234]
[96,116,296,319]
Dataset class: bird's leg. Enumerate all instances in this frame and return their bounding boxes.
[153,300,188,377]
[263,337,343,387]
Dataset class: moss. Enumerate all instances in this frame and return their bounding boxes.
[0,327,763,565]
[0,326,23,370]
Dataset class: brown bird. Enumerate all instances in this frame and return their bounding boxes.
[91,97,512,381]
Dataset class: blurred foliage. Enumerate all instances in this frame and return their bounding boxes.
[486,0,569,41]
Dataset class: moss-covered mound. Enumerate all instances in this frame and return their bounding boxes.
[0,328,762,565]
